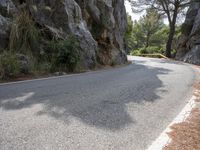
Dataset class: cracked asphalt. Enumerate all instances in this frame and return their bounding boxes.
[0,56,197,150]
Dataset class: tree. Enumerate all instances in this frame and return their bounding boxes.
[126,9,166,51]
[125,14,135,52]
[128,0,190,58]
[139,8,164,48]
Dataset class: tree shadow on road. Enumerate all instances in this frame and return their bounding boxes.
[0,63,171,131]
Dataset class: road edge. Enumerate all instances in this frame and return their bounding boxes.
[147,66,200,150]
[0,62,132,86]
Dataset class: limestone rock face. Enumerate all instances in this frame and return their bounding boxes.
[0,0,127,69]
[76,0,127,65]
[27,0,98,69]
[176,1,200,65]
[28,0,128,68]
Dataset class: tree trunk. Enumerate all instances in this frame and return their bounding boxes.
[145,32,150,48]
[165,4,178,58]
[166,24,175,58]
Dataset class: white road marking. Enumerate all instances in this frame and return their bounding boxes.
[147,95,197,150]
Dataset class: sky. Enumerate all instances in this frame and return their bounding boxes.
[125,1,143,21]
[125,1,185,25]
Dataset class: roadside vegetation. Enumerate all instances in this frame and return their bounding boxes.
[128,0,191,58]
[125,8,181,58]
[0,9,81,80]
[0,51,20,79]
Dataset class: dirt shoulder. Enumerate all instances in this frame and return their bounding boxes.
[164,67,200,150]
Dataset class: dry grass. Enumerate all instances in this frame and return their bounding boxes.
[9,9,40,55]
[164,80,200,150]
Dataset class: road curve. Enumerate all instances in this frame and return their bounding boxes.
[0,56,197,150]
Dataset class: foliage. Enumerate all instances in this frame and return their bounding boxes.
[110,60,117,66]
[44,36,81,72]
[128,0,191,57]
[130,50,141,56]
[126,9,168,55]
[32,62,52,75]
[138,8,164,48]
[9,10,40,56]
[131,46,164,56]
[125,14,136,52]
[151,25,169,43]
[0,51,20,79]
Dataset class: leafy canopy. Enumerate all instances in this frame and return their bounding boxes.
[127,0,191,57]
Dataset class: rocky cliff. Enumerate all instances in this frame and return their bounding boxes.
[0,0,127,69]
[176,1,200,65]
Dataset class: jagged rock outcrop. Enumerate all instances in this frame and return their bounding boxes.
[0,0,127,69]
[27,0,98,69]
[76,0,127,65]
[176,1,200,65]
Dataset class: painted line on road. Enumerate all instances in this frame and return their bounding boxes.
[0,63,132,86]
[147,94,197,150]
[0,73,84,86]
[0,68,118,86]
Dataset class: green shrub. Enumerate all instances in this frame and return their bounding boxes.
[44,36,81,72]
[171,49,177,58]
[130,50,141,56]
[9,9,40,56]
[140,48,148,54]
[32,62,52,75]
[0,51,20,79]
[110,60,117,66]
[131,46,164,56]
[145,46,164,54]
[131,48,147,55]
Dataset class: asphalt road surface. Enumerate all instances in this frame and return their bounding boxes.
[0,56,197,150]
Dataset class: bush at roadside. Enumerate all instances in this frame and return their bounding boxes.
[44,36,81,72]
[131,46,164,56]
[0,51,20,80]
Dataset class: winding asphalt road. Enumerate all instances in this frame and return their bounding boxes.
[0,56,197,150]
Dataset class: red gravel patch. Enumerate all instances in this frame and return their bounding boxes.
[164,81,200,150]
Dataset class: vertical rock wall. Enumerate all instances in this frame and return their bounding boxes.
[0,0,128,69]
[176,1,200,65]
